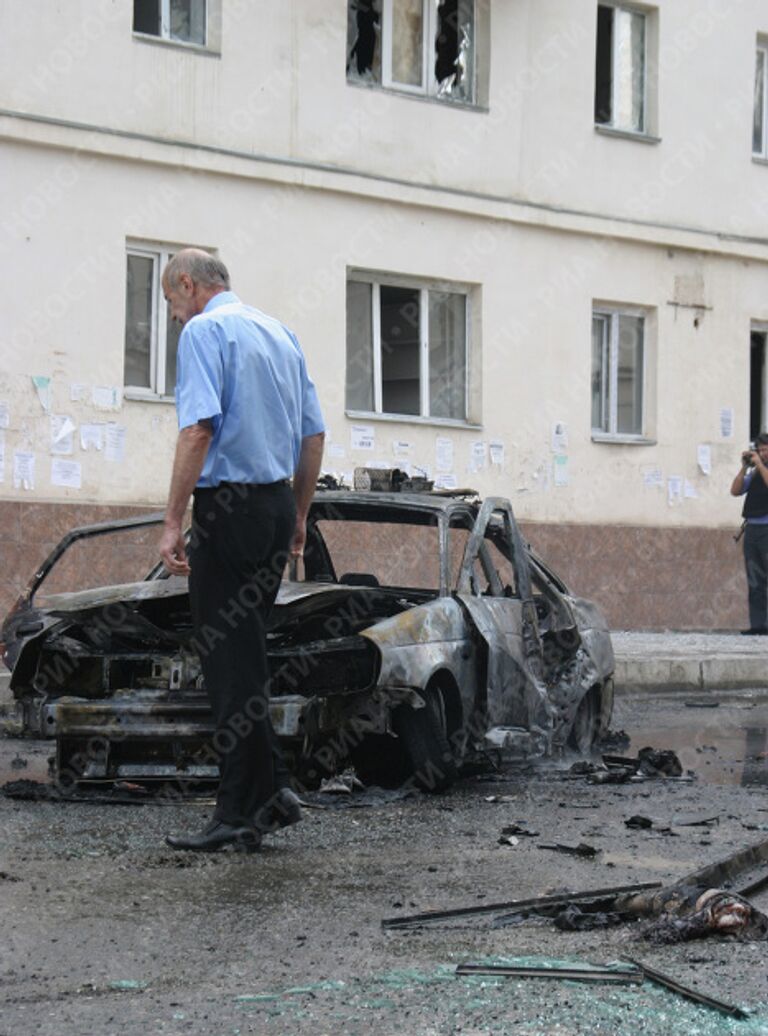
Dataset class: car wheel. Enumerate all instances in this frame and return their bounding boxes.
[391,687,458,793]
[567,685,602,755]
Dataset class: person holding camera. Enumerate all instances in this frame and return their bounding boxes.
[731,432,768,635]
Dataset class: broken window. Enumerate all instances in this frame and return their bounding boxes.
[346,276,468,421]
[754,42,768,157]
[124,244,182,399]
[347,0,476,104]
[595,4,646,132]
[133,0,206,46]
[591,308,645,437]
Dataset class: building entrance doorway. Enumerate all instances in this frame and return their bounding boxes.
[751,328,767,441]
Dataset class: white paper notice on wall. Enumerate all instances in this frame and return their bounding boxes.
[435,437,454,473]
[92,385,122,411]
[50,415,75,455]
[392,440,412,459]
[0,402,9,429]
[697,444,712,476]
[719,407,734,439]
[70,383,88,403]
[551,421,568,453]
[642,467,664,488]
[553,454,569,487]
[684,479,698,499]
[469,440,486,473]
[32,375,51,414]
[489,440,505,467]
[351,424,375,451]
[327,442,346,459]
[80,423,104,451]
[668,475,683,504]
[105,423,127,463]
[434,473,457,490]
[0,430,5,483]
[51,459,82,490]
[13,451,35,490]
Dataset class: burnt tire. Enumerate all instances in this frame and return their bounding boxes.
[390,688,458,793]
[567,685,602,756]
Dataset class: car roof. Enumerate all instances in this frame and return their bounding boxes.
[310,490,478,515]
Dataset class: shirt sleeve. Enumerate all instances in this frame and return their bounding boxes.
[740,471,754,496]
[287,333,324,437]
[175,319,224,431]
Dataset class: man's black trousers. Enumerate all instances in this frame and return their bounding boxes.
[743,523,768,631]
[189,481,295,827]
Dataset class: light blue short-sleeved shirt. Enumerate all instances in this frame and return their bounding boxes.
[175,292,325,488]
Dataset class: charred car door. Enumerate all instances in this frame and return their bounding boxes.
[454,498,555,747]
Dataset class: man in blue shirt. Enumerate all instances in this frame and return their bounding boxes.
[159,249,325,852]
[731,433,768,635]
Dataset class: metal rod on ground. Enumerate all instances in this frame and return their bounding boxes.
[455,963,643,985]
[381,881,662,929]
[738,870,768,899]
[623,958,750,1020]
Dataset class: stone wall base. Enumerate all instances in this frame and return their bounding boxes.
[0,500,748,631]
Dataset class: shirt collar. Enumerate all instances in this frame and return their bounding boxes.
[203,291,240,312]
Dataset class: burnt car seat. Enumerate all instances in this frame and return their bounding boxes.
[339,572,380,587]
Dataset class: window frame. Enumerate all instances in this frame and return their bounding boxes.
[133,0,210,50]
[754,41,768,158]
[346,272,471,425]
[595,2,649,135]
[591,305,647,441]
[350,0,479,105]
[124,243,179,403]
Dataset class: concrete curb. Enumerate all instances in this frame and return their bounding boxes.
[613,656,768,694]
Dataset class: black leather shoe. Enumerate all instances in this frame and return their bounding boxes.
[741,627,768,635]
[254,788,303,834]
[165,821,261,853]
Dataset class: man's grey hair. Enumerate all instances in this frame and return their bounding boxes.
[164,248,230,290]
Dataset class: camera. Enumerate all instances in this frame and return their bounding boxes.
[743,443,756,465]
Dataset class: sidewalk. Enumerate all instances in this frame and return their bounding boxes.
[611,630,768,693]
[1,633,767,717]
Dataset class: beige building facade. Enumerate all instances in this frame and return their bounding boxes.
[1,0,767,628]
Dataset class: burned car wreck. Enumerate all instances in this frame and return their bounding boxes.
[1,490,614,791]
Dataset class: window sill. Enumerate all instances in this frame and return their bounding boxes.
[752,154,768,166]
[594,124,661,145]
[124,390,175,404]
[591,432,657,445]
[132,32,219,57]
[347,77,487,114]
[346,410,482,431]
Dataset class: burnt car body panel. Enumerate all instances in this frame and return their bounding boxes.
[1,492,615,787]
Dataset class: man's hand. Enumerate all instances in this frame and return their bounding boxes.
[159,524,190,576]
[290,516,307,558]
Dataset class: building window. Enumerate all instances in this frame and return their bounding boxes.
[591,308,645,437]
[754,42,768,157]
[133,0,206,46]
[346,276,468,421]
[124,245,182,399]
[347,0,477,104]
[595,4,647,133]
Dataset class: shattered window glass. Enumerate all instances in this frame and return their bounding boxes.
[347,0,476,104]
[435,0,474,102]
[347,0,382,83]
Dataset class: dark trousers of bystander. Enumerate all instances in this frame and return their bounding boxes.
[188,480,296,827]
[743,523,768,631]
